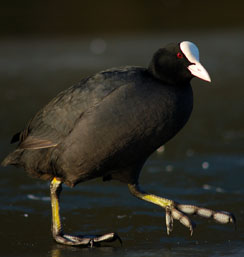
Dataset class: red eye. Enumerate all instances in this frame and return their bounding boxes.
[177,52,183,59]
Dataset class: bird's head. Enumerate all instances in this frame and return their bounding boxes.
[148,41,211,85]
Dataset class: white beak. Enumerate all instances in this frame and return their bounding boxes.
[188,62,211,82]
[180,41,211,82]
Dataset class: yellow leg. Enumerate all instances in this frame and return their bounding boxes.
[128,184,174,207]
[50,177,63,237]
[49,177,121,246]
[128,183,235,235]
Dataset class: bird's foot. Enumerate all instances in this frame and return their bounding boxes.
[165,203,236,235]
[128,184,236,236]
[53,232,122,247]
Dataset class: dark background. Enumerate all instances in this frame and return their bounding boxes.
[1,0,244,37]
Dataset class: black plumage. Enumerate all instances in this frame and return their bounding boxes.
[2,45,193,187]
[2,41,234,246]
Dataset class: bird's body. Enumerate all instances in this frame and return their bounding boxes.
[5,67,193,186]
[2,41,234,246]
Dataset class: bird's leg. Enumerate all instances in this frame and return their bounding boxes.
[50,177,121,246]
[50,177,63,238]
[128,183,235,235]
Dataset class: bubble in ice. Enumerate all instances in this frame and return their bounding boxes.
[117,215,127,219]
[203,184,212,190]
[202,161,209,169]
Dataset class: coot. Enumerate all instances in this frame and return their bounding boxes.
[2,41,235,246]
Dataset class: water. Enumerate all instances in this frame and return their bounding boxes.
[0,30,244,257]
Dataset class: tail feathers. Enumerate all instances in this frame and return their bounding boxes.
[1,149,24,167]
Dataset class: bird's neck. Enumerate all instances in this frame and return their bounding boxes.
[148,62,191,86]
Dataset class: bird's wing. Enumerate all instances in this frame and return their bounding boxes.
[13,68,134,150]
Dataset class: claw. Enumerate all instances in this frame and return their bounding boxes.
[177,204,236,228]
[165,207,174,235]
[213,211,236,225]
[172,208,196,236]
[128,184,236,238]
[54,232,121,247]
[165,206,195,236]
[93,232,122,245]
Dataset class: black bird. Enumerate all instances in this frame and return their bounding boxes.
[2,41,235,246]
